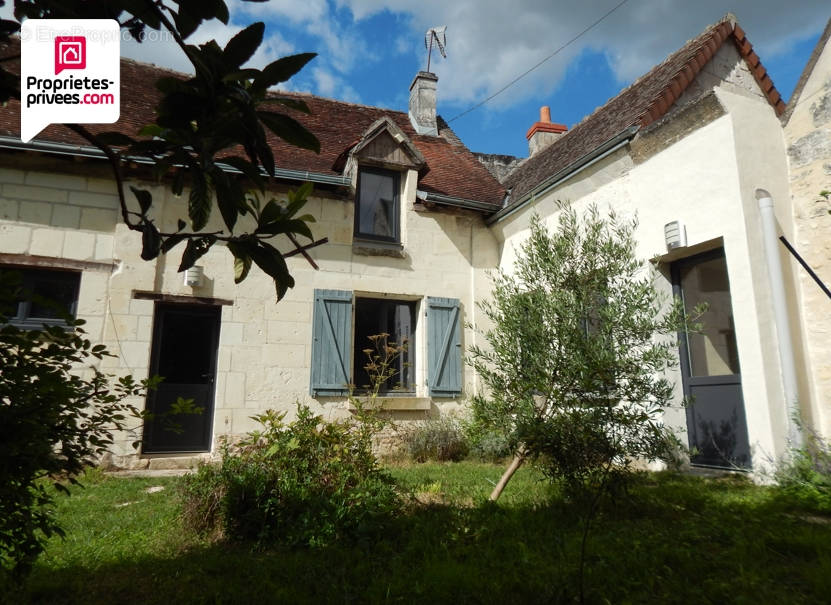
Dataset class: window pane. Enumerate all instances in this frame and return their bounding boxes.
[27,273,78,319]
[353,298,414,392]
[680,254,740,377]
[357,170,396,239]
[0,267,80,324]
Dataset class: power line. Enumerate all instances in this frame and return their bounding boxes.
[447,0,631,123]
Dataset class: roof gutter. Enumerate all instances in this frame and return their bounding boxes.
[487,125,640,225]
[416,189,500,213]
[0,136,352,187]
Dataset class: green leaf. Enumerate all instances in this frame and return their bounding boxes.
[130,186,153,215]
[140,222,161,261]
[228,242,253,284]
[256,218,314,240]
[161,233,188,254]
[219,156,265,191]
[249,240,294,300]
[222,69,260,82]
[223,22,264,68]
[257,111,320,153]
[178,236,217,272]
[173,4,200,39]
[212,170,239,232]
[172,169,185,197]
[138,123,166,138]
[253,53,317,91]
[177,219,187,231]
[269,96,311,114]
[188,171,211,231]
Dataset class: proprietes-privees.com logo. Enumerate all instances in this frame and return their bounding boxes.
[20,19,120,143]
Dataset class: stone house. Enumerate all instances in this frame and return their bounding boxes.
[1,15,830,472]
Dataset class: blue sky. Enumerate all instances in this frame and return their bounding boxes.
[7,1,829,158]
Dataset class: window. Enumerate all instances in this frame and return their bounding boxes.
[354,167,399,242]
[353,298,415,392]
[310,290,461,398]
[0,266,81,328]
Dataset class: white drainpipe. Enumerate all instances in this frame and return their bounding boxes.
[755,188,803,448]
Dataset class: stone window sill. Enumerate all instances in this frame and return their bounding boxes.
[349,396,431,411]
[352,239,407,259]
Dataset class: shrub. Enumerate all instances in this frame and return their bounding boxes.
[0,270,153,581]
[179,404,401,546]
[774,430,831,512]
[402,416,470,462]
[464,418,512,462]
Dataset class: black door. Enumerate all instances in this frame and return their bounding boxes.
[142,303,221,453]
[672,248,751,469]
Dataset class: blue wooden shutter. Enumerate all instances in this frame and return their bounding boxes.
[427,297,462,397]
[310,289,352,396]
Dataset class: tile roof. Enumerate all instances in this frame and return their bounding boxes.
[0,37,505,209]
[503,16,787,206]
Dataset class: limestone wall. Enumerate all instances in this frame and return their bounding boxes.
[784,30,831,439]
[0,159,499,468]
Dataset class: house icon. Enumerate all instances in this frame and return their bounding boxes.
[55,37,86,74]
[62,46,79,63]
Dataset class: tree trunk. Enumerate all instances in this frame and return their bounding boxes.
[489,448,526,501]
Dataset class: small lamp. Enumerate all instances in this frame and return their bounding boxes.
[184,265,204,287]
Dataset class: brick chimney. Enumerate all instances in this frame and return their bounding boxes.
[526,106,567,156]
[409,71,439,136]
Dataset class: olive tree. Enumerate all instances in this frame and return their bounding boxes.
[469,205,694,502]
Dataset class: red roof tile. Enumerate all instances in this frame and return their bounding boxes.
[0,38,505,208]
[504,17,787,205]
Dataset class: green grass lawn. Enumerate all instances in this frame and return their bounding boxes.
[4,463,831,604]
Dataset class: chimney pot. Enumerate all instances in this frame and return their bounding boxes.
[526,107,567,156]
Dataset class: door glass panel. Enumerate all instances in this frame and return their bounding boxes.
[156,311,216,384]
[680,253,740,377]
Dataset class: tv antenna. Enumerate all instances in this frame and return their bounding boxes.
[425,26,447,72]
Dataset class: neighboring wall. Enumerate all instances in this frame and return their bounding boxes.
[0,156,499,468]
[784,26,831,438]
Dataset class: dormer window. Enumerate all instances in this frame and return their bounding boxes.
[355,167,400,243]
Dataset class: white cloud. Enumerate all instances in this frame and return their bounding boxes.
[5,1,830,112]
[331,0,830,108]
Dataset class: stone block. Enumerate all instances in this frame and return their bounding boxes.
[110,314,139,340]
[219,322,244,345]
[262,343,306,368]
[86,178,118,194]
[119,340,152,370]
[68,190,119,210]
[231,346,263,371]
[80,207,118,232]
[94,234,115,260]
[225,372,246,407]
[0,224,32,254]
[243,322,267,344]
[128,298,155,316]
[29,228,64,257]
[62,230,95,260]
[137,315,154,342]
[2,183,67,203]
[0,167,24,184]
[26,171,86,191]
[0,198,18,220]
[267,320,309,345]
[18,200,53,225]
[51,204,81,229]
